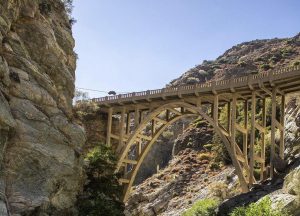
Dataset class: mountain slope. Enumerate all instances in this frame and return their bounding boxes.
[169,33,300,86]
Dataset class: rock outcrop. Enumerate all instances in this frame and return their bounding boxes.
[0,0,85,215]
[169,34,300,87]
[126,149,239,216]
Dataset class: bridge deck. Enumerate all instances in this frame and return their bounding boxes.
[89,66,300,112]
[90,66,300,201]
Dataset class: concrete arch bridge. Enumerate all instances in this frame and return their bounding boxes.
[90,66,300,202]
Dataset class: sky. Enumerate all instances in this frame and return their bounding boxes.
[73,0,300,98]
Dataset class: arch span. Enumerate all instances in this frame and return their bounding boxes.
[95,66,300,202]
[116,101,249,202]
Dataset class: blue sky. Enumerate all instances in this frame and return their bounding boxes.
[73,0,300,98]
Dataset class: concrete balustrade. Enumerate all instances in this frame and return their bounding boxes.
[85,66,299,107]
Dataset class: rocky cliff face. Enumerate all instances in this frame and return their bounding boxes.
[169,33,300,86]
[0,0,85,215]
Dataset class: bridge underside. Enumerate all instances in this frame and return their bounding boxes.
[92,67,300,202]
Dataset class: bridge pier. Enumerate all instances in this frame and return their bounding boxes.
[280,95,286,159]
[260,98,266,181]
[106,107,113,147]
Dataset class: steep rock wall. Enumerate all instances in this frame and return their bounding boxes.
[0,0,85,215]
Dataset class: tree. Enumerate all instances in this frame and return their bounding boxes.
[74,90,89,103]
[61,0,74,16]
[77,145,125,216]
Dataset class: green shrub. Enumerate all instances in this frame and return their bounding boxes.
[293,61,300,66]
[77,145,125,216]
[270,55,281,64]
[182,198,219,216]
[253,168,261,180]
[203,60,214,65]
[208,182,230,200]
[193,118,206,128]
[286,39,294,45]
[238,61,247,67]
[211,134,232,165]
[280,47,294,58]
[162,130,174,140]
[203,144,214,151]
[230,196,288,216]
[209,162,220,170]
[187,77,200,84]
[198,70,209,76]
[260,64,271,71]
[218,58,228,64]
[61,0,74,15]
[197,152,211,161]
[60,0,77,27]
[254,57,264,62]
[39,1,52,15]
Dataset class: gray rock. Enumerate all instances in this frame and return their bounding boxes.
[0,92,15,129]
[267,193,299,215]
[0,0,86,215]
[284,165,300,196]
[0,201,8,216]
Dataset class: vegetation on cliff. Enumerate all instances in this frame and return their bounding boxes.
[74,104,125,216]
[77,144,125,216]
[182,199,219,216]
[230,196,288,216]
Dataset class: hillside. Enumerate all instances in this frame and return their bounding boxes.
[170,33,300,86]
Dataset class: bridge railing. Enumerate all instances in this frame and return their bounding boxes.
[88,66,299,104]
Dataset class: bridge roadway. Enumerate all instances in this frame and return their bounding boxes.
[87,66,300,202]
[91,66,300,113]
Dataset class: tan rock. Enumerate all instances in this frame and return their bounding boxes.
[0,0,86,215]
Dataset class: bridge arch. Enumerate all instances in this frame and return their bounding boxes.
[96,66,300,202]
[116,101,248,202]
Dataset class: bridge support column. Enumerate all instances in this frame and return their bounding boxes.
[196,97,202,108]
[106,107,113,147]
[261,98,267,181]
[134,107,140,129]
[126,112,131,134]
[213,95,219,125]
[151,120,155,137]
[280,95,285,159]
[243,100,248,163]
[270,88,276,178]
[231,94,237,153]
[166,110,170,121]
[119,107,126,150]
[228,102,232,133]
[250,91,256,185]
[134,107,142,155]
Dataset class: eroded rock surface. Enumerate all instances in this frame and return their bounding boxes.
[126,149,238,216]
[0,0,85,215]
